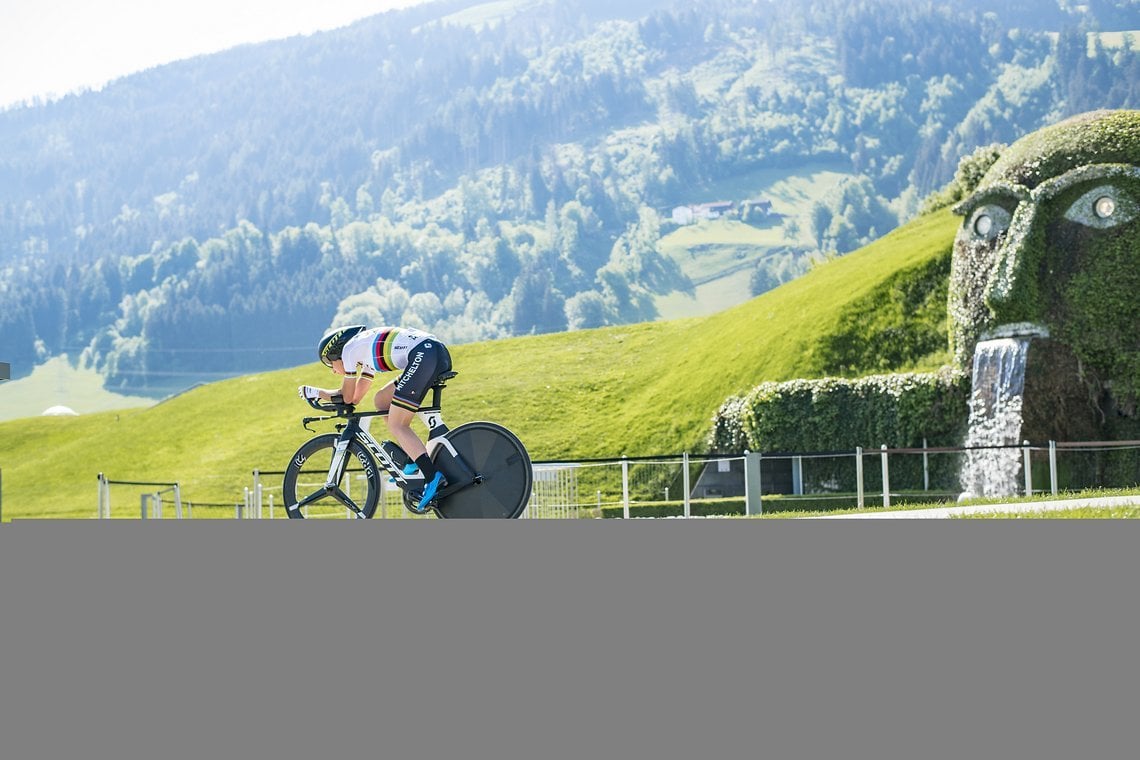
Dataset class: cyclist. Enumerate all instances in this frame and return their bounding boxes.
[299,325,453,511]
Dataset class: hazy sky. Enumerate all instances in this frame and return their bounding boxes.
[0,0,434,108]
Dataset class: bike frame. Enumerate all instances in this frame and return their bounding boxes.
[292,373,475,517]
[320,409,440,491]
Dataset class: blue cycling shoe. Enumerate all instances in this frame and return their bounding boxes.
[415,471,447,512]
[402,462,420,476]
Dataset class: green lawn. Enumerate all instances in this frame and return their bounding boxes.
[574,487,1140,519]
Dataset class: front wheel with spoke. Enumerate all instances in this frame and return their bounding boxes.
[431,422,533,519]
[282,433,384,519]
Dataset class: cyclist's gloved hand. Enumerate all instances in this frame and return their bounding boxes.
[298,385,323,402]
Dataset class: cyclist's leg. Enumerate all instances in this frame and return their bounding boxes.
[389,341,451,509]
[388,342,448,456]
[386,403,446,513]
[386,404,427,466]
[372,380,395,412]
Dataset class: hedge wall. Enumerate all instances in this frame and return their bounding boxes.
[709,368,970,492]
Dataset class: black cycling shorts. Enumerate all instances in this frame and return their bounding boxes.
[391,340,452,412]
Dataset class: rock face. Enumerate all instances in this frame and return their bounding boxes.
[948,109,1140,446]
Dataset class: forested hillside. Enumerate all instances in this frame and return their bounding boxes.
[1,0,1136,395]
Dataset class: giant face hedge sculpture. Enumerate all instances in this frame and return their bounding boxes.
[949,109,1140,418]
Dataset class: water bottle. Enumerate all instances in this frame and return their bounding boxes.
[379,440,410,470]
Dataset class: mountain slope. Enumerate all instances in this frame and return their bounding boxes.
[3,0,1134,395]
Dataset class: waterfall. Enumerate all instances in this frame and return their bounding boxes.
[959,337,1032,498]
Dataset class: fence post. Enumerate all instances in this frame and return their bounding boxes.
[682,452,691,519]
[855,447,864,509]
[98,473,111,519]
[880,444,890,508]
[140,493,149,519]
[621,457,630,519]
[923,438,930,491]
[378,473,387,519]
[744,450,763,516]
[174,484,183,519]
[792,456,803,496]
[344,474,352,519]
[1023,441,1033,497]
[1049,440,1058,495]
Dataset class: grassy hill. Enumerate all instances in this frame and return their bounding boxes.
[0,208,958,520]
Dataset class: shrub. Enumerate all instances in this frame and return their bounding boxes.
[709,368,970,492]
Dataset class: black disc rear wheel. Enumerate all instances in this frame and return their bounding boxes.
[431,422,532,519]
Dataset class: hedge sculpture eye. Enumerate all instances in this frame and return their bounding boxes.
[968,205,1010,241]
[1063,185,1135,229]
[1094,196,1115,219]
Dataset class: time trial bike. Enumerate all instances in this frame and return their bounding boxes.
[282,371,532,519]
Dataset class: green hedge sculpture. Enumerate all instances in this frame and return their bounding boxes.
[711,110,1140,488]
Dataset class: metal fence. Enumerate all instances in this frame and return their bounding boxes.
[95,439,1140,519]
